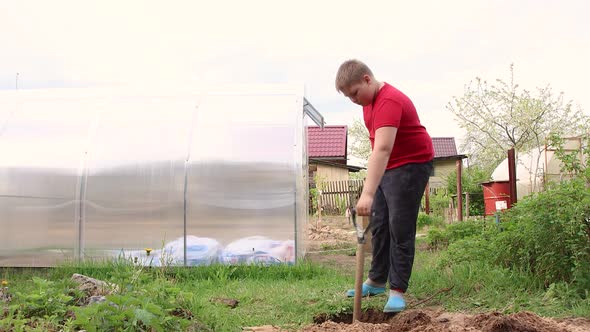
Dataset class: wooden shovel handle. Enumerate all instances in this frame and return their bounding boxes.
[352,241,365,322]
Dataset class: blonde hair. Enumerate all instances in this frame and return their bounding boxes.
[335,59,374,92]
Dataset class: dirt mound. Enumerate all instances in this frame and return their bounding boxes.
[308,224,355,242]
[470,311,568,332]
[306,216,357,255]
[301,309,590,332]
[301,321,392,332]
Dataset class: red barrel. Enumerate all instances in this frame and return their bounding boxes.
[481,181,511,216]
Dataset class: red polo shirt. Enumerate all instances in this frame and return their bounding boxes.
[363,82,434,169]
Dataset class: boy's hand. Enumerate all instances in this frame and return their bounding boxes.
[355,194,373,216]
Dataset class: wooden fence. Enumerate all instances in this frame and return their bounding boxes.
[311,179,364,215]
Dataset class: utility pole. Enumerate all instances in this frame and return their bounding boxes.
[16,73,19,90]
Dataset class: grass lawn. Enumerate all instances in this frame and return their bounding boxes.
[1,236,588,331]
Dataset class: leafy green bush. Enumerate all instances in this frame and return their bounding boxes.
[1,277,80,331]
[440,178,590,296]
[2,260,197,332]
[440,133,590,296]
[13,277,77,319]
[429,191,451,218]
[445,218,492,243]
[309,187,319,215]
[438,236,495,268]
[426,218,493,250]
[425,228,448,250]
[493,178,590,289]
[417,212,444,229]
[67,291,194,332]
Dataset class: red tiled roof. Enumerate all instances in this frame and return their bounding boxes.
[307,131,458,159]
[307,126,347,158]
[432,137,458,158]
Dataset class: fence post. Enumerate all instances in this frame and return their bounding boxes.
[424,182,430,215]
[315,179,366,216]
[456,160,463,221]
[465,192,470,219]
[317,190,322,229]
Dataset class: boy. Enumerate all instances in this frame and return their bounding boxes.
[335,59,434,313]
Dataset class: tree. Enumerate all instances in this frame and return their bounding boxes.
[349,169,367,180]
[348,118,370,165]
[447,65,589,181]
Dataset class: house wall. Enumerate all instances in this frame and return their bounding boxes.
[315,163,349,182]
[429,159,457,189]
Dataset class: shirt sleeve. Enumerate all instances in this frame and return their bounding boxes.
[373,99,402,129]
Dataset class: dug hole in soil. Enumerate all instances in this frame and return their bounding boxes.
[302,308,590,332]
[299,217,590,332]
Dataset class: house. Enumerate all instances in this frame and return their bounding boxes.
[307,132,465,188]
[430,137,467,189]
[307,125,363,184]
[306,131,466,216]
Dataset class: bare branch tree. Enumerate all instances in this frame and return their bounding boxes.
[348,118,371,165]
[447,64,589,175]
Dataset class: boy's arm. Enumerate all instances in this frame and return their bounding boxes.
[356,126,397,216]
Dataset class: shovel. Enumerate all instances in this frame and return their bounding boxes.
[351,208,372,322]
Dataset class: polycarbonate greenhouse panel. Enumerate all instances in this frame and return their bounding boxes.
[81,96,195,261]
[296,116,309,259]
[0,85,316,267]
[186,94,302,261]
[0,90,99,266]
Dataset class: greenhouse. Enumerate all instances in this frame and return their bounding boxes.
[491,137,585,199]
[0,84,324,267]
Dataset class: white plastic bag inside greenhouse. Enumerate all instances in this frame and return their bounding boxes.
[221,236,295,265]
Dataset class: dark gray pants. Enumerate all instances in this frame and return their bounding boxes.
[368,161,433,292]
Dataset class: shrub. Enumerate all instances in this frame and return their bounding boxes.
[441,178,590,296]
[428,190,451,218]
[438,236,495,268]
[493,178,590,290]
[444,218,491,243]
[426,228,447,250]
[426,218,493,250]
[417,212,444,229]
[3,261,196,332]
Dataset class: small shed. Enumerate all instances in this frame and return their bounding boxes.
[429,137,467,189]
[0,84,324,267]
[307,125,363,184]
[423,137,468,220]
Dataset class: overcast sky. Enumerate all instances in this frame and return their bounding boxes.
[1,0,588,155]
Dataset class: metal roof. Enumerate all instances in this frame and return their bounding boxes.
[307,125,347,158]
[432,137,459,158]
[306,132,463,161]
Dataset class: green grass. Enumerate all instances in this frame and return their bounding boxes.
[408,245,590,317]
[1,262,358,331]
[1,242,588,331]
[158,263,354,331]
[318,242,356,252]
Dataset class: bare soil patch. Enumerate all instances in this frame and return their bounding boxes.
[307,216,356,251]
[301,308,590,332]
[305,215,359,271]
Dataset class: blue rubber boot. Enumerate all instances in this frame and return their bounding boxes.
[345,283,386,297]
[383,292,406,313]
